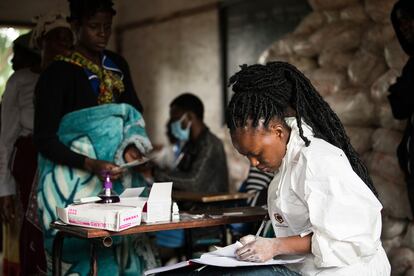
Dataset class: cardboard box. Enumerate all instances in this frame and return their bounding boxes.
[57,187,146,231]
[142,182,173,223]
[56,182,173,231]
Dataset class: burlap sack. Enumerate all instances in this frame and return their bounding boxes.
[372,128,402,155]
[382,236,402,255]
[382,215,408,239]
[309,0,359,11]
[369,173,411,219]
[371,69,399,102]
[294,11,326,35]
[385,39,409,71]
[389,247,414,275]
[258,51,318,73]
[310,21,362,52]
[402,223,414,253]
[308,68,348,96]
[345,126,374,154]
[365,0,398,24]
[339,4,370,23]
[292,36,318,57]
[377,103,406,131]
[360,23,395,55]
[325,93,375,125]
[365,152,405,184]
[318,49,353,70]
[348,49,388,87]
[264,34,301,57]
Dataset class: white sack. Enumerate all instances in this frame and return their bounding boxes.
[309,0,359,11]
[325,93,375,126]
[369,173,411,219]
[348,49,388,87]
[310,21,362,52]
[389,247,414,276]
[365,0,398,24]
[371,69,399,103]
[372,128,402,155]
[385,39,409,71]
[318,49,353,70]
[365,152,405,184]
[307,68,348,96]
[340,4,370,23]
[377,103,406,131]
[382,215,408,239]
[345,126,375,155]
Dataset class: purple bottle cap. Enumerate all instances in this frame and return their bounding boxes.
[104,174,113,189]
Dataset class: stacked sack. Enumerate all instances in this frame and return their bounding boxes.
[259,0,414,274]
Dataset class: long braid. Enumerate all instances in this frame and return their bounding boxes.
[226,62,377,196]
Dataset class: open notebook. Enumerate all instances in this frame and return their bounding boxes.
[144,241,305,275]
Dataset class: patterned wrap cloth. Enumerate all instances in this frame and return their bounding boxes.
[37,103,158,275]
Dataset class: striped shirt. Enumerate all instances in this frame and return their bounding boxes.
[244,167,274,207]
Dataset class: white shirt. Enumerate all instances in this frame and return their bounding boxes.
[268,118,390,275]
[0,68,39,196]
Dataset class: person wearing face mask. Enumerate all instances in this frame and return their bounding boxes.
[150,93,228,263]
[152,93,229,200]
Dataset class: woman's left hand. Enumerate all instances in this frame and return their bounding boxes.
[235,235,280,263]
[123,145,142,162]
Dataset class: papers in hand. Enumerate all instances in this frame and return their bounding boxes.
[119,157,150,169]
[144,242,305,275]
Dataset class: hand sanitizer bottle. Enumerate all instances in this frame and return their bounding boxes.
[98,173,120,203]
[172,202,180,221]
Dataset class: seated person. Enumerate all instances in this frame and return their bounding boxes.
[152,93,229,200]
[150,120,183,170]
[150,93,229,260]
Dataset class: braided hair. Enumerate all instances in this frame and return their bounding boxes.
[226,61,377,196]
[67,0,116,22]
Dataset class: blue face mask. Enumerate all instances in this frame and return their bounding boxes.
[170,114,191,142]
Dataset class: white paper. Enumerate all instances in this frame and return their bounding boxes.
[142,182,173,223]
[148,182,172,202]
[73,196,102,204]
[119,157,150,169]
[208,241,243,257]
[120,187,145,198]
[196,253,305,267]
[143,261,191,275]
[144,242,306,274]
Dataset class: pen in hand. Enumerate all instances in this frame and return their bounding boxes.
[255,214,269,238]
[238,213,269,247]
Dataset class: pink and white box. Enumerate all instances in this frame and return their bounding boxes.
[56,187,147,231]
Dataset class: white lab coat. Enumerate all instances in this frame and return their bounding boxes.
[267,118,390,276]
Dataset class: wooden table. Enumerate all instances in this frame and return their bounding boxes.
[172,191,254,203]
[51,206,266,275]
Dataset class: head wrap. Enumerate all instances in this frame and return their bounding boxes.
[13,31,39,55]
[30,12,72,49]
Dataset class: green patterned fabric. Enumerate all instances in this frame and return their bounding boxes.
[37,103,158,275]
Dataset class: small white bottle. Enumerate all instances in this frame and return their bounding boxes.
[172,202,180,221]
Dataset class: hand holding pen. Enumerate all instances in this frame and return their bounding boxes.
[235,214,276,263]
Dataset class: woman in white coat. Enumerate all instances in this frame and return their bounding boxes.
[224,62,390,275]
